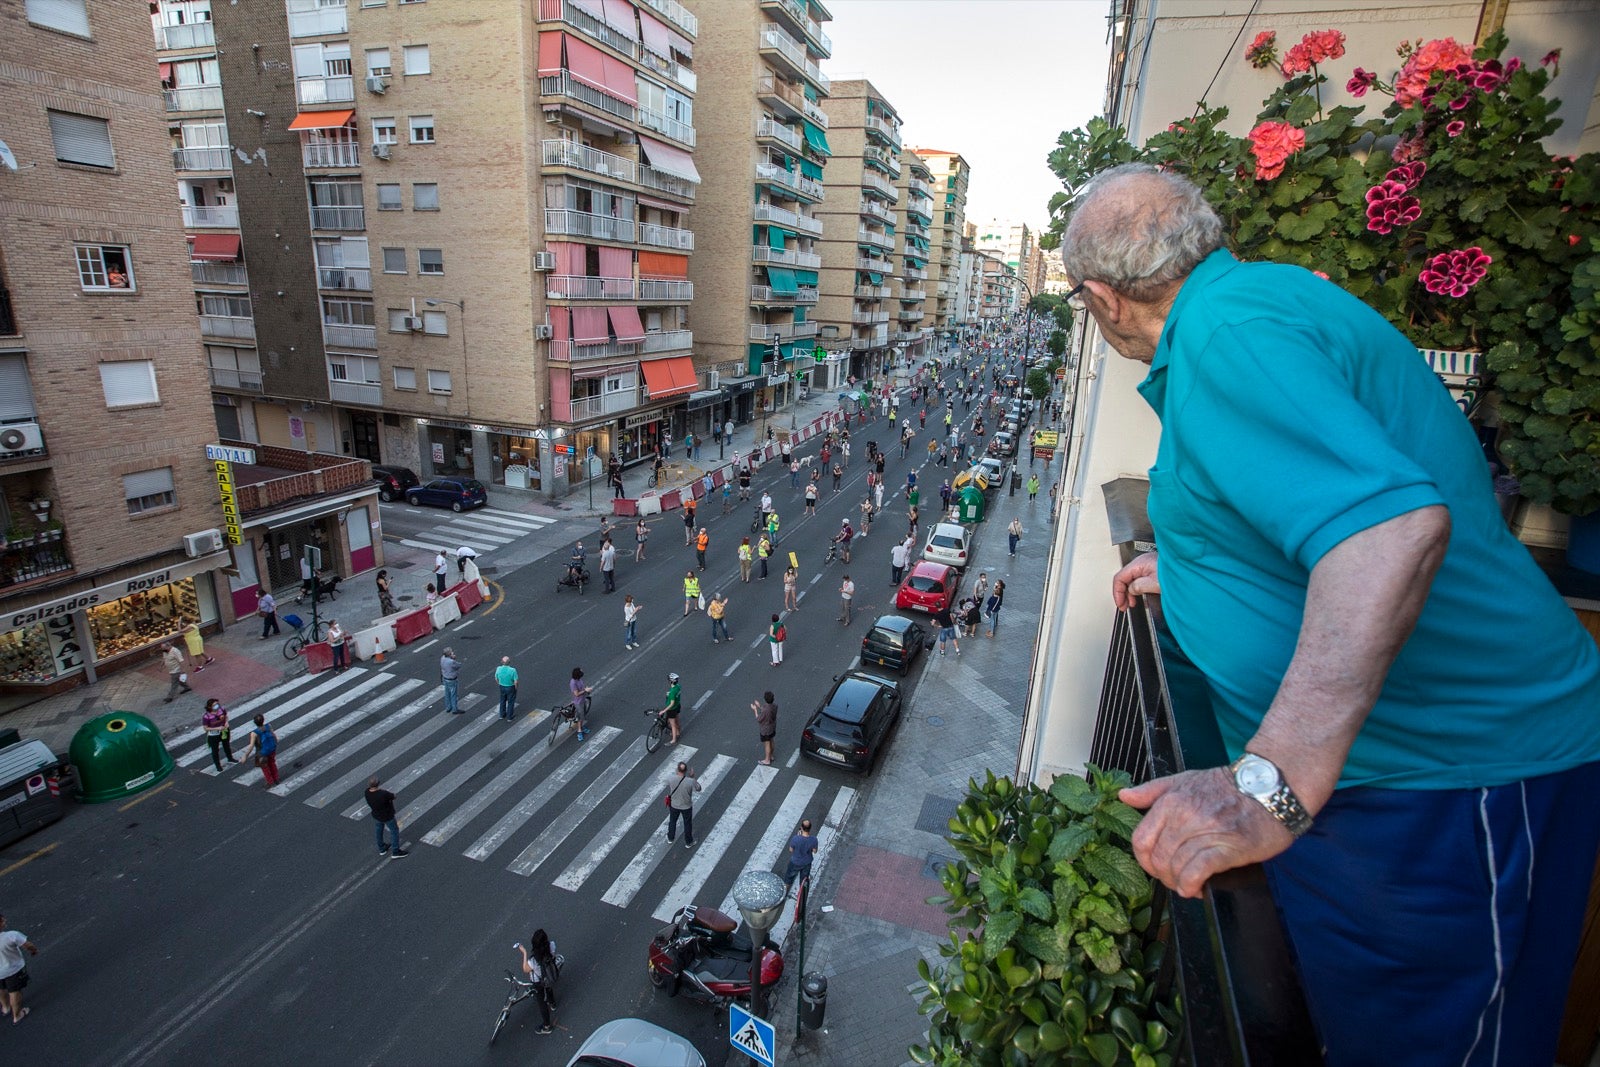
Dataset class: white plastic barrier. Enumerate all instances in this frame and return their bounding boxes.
[351,624,397,662]
[430,594,463,629]
[637,491,663,516]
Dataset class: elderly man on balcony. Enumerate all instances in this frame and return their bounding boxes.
[1062,163,1600,1067]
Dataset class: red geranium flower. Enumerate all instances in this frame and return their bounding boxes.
[1346,67,1378,97]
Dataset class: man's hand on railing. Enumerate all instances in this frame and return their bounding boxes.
[1111,550,1161,610]
[1118,768,1296,899]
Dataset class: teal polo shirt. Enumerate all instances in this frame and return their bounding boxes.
[1138,249,1600,790]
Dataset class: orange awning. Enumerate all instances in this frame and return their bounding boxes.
[641,356,698,399]
[638,250,688,278]
[189,234,242,261]
[287,110,355,131]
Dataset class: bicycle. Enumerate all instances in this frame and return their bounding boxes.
[548,695,590,748]
[644,705,672,753]
[489,953,564,1045]
[280,613,327,661]
[822,542,839,566]
[647,469,660,488]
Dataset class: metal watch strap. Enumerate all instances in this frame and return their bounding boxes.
[1263,784,1314,838]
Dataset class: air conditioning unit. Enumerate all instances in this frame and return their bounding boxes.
[533,324,553,340]
[403,316,423,331]
[366,76,389,94]
[707,369,719,390]
[371,143,391,160]
[183,529,224,558]
[0,423,43,455]
[533,251,557,271]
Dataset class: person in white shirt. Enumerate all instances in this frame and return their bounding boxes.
[326,619,348,671]
[600,540,617,593]
[456,546,478,577]
[433,550,448,592]
[839,575,856,625]
[890,540,908,585]
[0,913,40,1024]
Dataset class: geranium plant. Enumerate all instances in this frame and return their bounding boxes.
[1043,30,1600,515]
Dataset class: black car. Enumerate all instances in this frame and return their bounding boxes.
[406,477,488,512]
[800,671,902,773]
[860,614,928,677]
[371,464,419,502]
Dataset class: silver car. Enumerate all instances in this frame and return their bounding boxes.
[565,1018,706,1067]
[922,521,971,569]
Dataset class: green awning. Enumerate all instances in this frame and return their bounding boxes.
[905,255,926,269]
[748,343,768,375]
[799,158,823,181]
[794,269,818,285]
[864,271,883,285]
[767,226,787,250]
[802,121,831,156]
[780,341,800,361]
[793,306,806,322]
[767,267,799,295]
[803,83,818,102]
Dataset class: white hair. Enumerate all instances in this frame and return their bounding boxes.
[1060,163,1224,301]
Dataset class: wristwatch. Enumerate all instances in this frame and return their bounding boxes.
[1229,752,1314,838]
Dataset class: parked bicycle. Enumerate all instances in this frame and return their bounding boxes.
[644,704,671,754]
[280,613,328,661]
[489,953,564,1045]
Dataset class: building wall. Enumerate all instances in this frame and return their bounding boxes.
[815,81,867,348]
[912,149,969,331]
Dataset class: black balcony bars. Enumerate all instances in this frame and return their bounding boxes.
[0,287,16,336]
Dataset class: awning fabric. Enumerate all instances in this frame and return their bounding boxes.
[537,30,563,76]
[802,121,831,156]
[572,306,610,345]
[641,356,698,398]
[287,110,355,130]
[159,62,173,83]
[608,305,646,343]
[569,0,604,18]
[864,271,883,285]
[600,54,638,105]
[638,135,701,183]
[766,227,787,251]
[636,194,684,213]
[668,29,692,58]
[564,34,607,92]
[766,267,798,295]
[794,269,818,286]
[799,158,823,180]
[639,9,673,58]
[189,234,242,261]
[638,250,688,278]
[602,0,639,40]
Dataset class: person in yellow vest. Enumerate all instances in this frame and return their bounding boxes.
[757,535,772,580]
[765,509,780,546]
[683,571,701,617]
[738,537,754,583]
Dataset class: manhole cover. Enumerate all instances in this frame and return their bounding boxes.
[926,715,944,727]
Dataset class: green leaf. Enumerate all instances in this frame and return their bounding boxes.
[1084,1033,1120,1067]
[1018,886,1053,921]
[1049,774,1098,814]
[984,910,1022,959]
[1110,1006,1144,1048]
[1079,845,1152,901]
[1048,822,1097,863]
[1075,928,1123,973]
[1016,922,1073,966]
[1078,893,1132,935]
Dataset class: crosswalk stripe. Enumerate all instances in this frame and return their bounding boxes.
[302,692,485,809]
[646,762,778,915]
[233,678,423,785]
[216,673,395,778]
[504,738,658,876]
[179,670,377,770]
[702,775,820,925]
[463,729,626,862]
[340,707,510,819]
[396,709,550,835]
[544,742,694,883]
[446,516,534,537]
[475,508,557,528]
[600,753,739,908]
[435,524,516,545]
[170,671,334,758]
[535,744,696,885]
[268,683,434,797]
[767,785,856,948]
[397,538,451,552]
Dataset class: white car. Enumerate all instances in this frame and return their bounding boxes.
[565,1018,705,1067]
[923,521,971,569]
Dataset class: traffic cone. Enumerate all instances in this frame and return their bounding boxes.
[373,648,385,663]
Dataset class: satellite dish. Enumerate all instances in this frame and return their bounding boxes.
[0,140,17,171]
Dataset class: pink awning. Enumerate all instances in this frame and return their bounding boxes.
[572,306,610,345]
[608,305,645,343]
[636,194,685,214]
[602,0,639,40]
[597,245,632,280]
[639,9,672,58]
[189,234,242,261]
[638,135,700,183]
[668,30,692,59]
[563,34,607,93]
[548,241,586,276]
[600,54,637,105]
[537,31,564,77]
[549,306,570,341]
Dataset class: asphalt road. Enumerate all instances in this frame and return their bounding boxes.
[0,356,1035,1067]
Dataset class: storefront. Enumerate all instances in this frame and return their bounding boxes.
[230,490,381,620]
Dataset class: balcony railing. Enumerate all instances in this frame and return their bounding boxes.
[641,329,693,352]
[540,140,696,201]
[322,323,376,349]
[297,75,355,106]
[748,320,819,342]
[286,3,347,37]
[318,267,371,291]
[328,380,381,406]
[755,202,821,236]
[802,98,829,129]
[303,140,360,168]
[545,208,636,243]
[639,278,694,301]
[752,285,819,304]
[758,26,829,93]
[897,307,923,321]
[858,199,894,225]
[637,162,698,200]
[851,309,890,325]
[857,228,894,253]
[0,534,74,590]
[157,21,216,50]
[907,176,932,197]
[905,265,927,280]
[638,48,697,94]
[541,73,635,124]
[200,314,255,340]
[1090,590,1320,1064]
[548,338,635,362]
[164,85,223,112]
[636,0,697,37]
[540,0,642,61]
[182,203,239,228]
[310,205,366,230]
[0,289,16,337]
[192,260,247,286]
[547,276,695,301]
[762,0,831,58]
[864,114,901,148]
[756,117,803,152]
[637,104,696,147]
[854,285,889,300]
[208,364,263,391]
[172,145,232,171]
[863,145,901,177]
[571,387,642,421]
[855,254,892,273]
[756,74,806,119]
[752,245,821,269]
[639,222,694,251]
[900,288,926,302]
[861,170,899,202]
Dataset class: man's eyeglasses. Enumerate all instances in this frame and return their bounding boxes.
[1065,281,1088,312]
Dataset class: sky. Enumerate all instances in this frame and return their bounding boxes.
[820,0,1112,235]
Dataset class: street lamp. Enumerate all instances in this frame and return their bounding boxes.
[424,298,469,418]
[733,869,787,1022]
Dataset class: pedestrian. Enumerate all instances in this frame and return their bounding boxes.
[891,538,908,585]
[257,589,280,639]
[297,553,314,603]
[838,574,855,626]
[873,476,884,511]
[161,640,193,703]
[752,691,777,765]
[611,470,625,498]
[765,509,780,546]
[838,519,854,563]
[201,699,239,771]
[456,546,479,578]
[940,481,953,510]
[804,481,818,516]
[722,479,734,514]
[907,504,919,537]
[515,930,559,1035]
[738,537,753,583]
[961,596,982,639]
[985,580,1005,637]
[1027,474,1040,500]
[0,914,40,1025]
[685,430,695,460]
[709,592,731,643]
[683,499,697,545]
[934,603,959,656]
[434,549,449,593]
[783,565,798,611]
[664,761,701,848]
[326,619,348,671]
[376,569,396,615]
[439,647,462,713]
[738,465,752,500]
[662,430,673,459]
[661,671,683,744]
[789,458,801,488]
[241,713,280,786]
[695,527,709,571]
[683,571,701,616]
[758,535,772,579]
[623,594,641,650]
[600,538,617,593]
[973,571,990,608]
[831,464,842,492]
[1007,517,1023,557]
[783,819,819,886]
[859,496,874,537]
[725,419,734,444]
[840,440,850,468]
[635,518,649,562]
[424,582,438,606]
[768,613,786,666]
[365,777,409,858]
[495,655,519,721]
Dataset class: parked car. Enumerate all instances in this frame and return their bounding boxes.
[952,457,1006,495]
[800,670,903,773]
[987,432,1018,458]
[860,614,928,677]
[371,464,419,503]
[895,560,960,615]
[564,1018,705,1067]
[406,477,487,512]
[922,522,971,569]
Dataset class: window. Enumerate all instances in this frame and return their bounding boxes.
[124,468,176,515]
[360,0,387,7]
[366,48,391,77]
[412,182,439,210]
[372,118,397,145]
[25,0,89,36]
[417,249,443,275]
[199,292,252,319]
[387,308,413,331]
[48,111,114,169]
[422,310,448,335]
[403,44,430,75]
[99,360,159,408]
[328,353,380,384]
[322,297,374,328]
[408,115,435,144]
[381,247,407,273]
[76,245,133,291]
[377,183,402,210]
[206,345,262,390]
[427,370,451,394]
[393,366,417,389]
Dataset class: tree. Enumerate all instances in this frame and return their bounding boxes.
[1053,305,1074,332]
[1026,368,1052,400]
[1047,331,1067,359]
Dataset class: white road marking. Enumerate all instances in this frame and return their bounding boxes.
[413,638,438,653]
[236,679,425,786]
[169,671,336,756]
[464,729,627,862]
[269,685,436,797]
[551,745,698,891]
[419,716,587,847]
[768,785,857,947]
[692,689,713,711]
[205,673,391,776]
[338,707,506,818]
[709,775,820,924]
[505,739,669,877]
[785,749,799,769]
[473,507,557,528]
[600,752,738,908]
[723,659,742,677]
[651,762,778,918]
[302,693,484,809]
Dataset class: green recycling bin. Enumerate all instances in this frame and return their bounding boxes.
[957,485,986,524]
[69,711,174,803]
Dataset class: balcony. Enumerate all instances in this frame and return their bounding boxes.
[864,114,901,149]
[756,117,803,153]
[297,75,355,107]
[761,0,831,59]
[639,278,694,301]
[863,145,901,177]
[756,74,807,120]
[851,309,890,325]
[802,97,829,129]
[907,176,932,198]
[545,208,636,243]
[208,362,263,391]
[897,307,923,321]
[759,26,829,93]
[540,72,636,125]
[637,0,697,37]
[182,204,239,228]
[861,170,899,202]
[223,441,372,514]
[547,276,695,301]
[858,199,894,225]
[540,140,696,202]
[322,323,376,350]
[328,380,381,406]
[156,21,216,50]
[191,261,247,286]
[540,0,642,62]
[854,285,889,301]
[905,265,927,281]
[638,48,697,94]
[749,321,820,342]
[164,85,223,112]
[549,338,635,362]
[639,222,694,251]
[899,287,926,302]
[200,314,255,340]
[172,145,232,172]
[286,2,347,37]
[855,254,892,273]
[303,140,360,168]
[0,533,74,591]
[642,329,693,353]
[904,220,930,240]
[571,387,643,421]
[637,104,696,147]
[318,267,371,291]
[752,285,819,304]
[857,228,894,254]
[751,245,821,270]
[311,205,365,231]
[755,201,822,236]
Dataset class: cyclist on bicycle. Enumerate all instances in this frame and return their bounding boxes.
[661,671,683,744]
[513,928,559,1035]
[568,667,592,741]
[566,541,587,584]
[835,519,854,564]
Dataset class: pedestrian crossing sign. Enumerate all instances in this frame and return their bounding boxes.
[729,1002,776,1066]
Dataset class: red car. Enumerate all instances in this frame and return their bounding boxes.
[895,561,960,615]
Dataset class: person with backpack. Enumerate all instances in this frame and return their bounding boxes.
[364,777,409,859]
[768,613,786,666]
[514,929,560,1035]
[240,714,280,786]
[201,699,239,772]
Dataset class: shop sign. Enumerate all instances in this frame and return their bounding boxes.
[3,552,228,635]
[1033,430,1060,449]
[432,442,446,465]
[624,412,659,428]
[766,374,786,386]
[213,460,243,546]
[44,615,84,676]
[205,444,256,465]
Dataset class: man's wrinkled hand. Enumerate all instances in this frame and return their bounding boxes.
[1118,768,1296,898]
[1111,550,1161,610]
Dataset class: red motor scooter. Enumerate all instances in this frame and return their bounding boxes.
[647,905,784,1008]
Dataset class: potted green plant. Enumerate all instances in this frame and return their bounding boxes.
[7,526,33,548]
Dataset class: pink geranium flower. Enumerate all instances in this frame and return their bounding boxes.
[1365,181,1422,234]
[1446,120,1466,137]
[1247,121,1305,180]
[1245,30,1278,69]
[1419,247,1493,297]
[1395,37,1472,106]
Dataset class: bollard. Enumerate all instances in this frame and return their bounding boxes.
[799,972,828,1030]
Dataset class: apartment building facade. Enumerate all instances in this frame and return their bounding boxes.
[974,217,1038,311]
[689,0,833,434]
[908,148,969,336]
[0,0,232,694]
[891,150,934,363]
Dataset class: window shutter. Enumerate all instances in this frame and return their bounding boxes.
[0,356,39,422]
[122,468,175,500]
[99,361,158,407]
[25,0,89,36]
[48,111,114,168]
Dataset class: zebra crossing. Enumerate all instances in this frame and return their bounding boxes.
[175,668,857,925]
[384,504,557,555]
